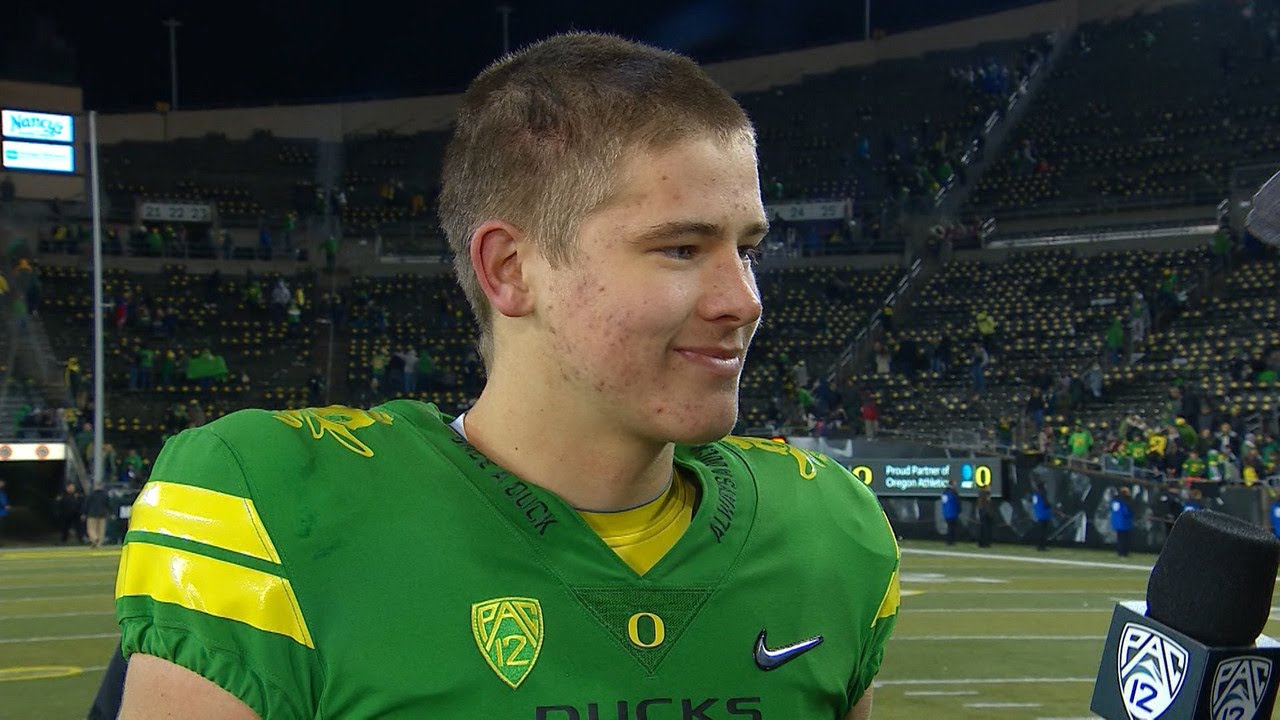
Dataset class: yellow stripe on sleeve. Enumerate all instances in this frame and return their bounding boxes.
[129,481,281,564]
[116,542,314,649]
[873,568,900,627]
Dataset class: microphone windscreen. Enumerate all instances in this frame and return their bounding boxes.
[1246,169,1280,247]
[1146,510,1280,647]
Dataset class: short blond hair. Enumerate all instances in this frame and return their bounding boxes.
[439,32,755,367]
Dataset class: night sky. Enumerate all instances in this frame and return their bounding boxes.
[7,1,1039,110]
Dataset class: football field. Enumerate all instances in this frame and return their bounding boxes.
[1,540,1275,719]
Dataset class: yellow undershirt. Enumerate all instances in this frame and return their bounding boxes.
[578,470,697,576]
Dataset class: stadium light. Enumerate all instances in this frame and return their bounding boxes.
[497,5,514,56]
[162,18,182,110]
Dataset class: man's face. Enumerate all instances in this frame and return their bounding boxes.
[526,134,766,445]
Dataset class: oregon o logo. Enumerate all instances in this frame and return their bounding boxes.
[36,445,49,459]
[0,445,10,460]
[974,466,992,488]
[627,612,666,649]
[851,465,874,486]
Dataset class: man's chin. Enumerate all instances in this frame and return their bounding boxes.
[669,415,739,446]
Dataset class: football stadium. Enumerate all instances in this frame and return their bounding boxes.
[2,0,1280,718]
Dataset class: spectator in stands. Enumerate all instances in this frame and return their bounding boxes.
[121,449,143,486]
[371,347,389,400]
[0,174,14,202]
[975,311,996,351]
[860,393,880,439]
[282,212,297,255]
[189,400,207,429]
[136,346,155,391]
[1181,449,1207,480]
[1105,316,1125,366]
[873,342,891,376]
[1110,487,1134,557]
[65,356,83,407]
[386,348,405,395]
[270,279,290,323]
[400,347,419,395]
[286,302,302,336]
[102,444,118,482]
[221,230,234,261]
[145,227,163,256]
[1085,361,1105,399]
[55,482,86,545]
[1068,421,1093,467]
[1129,292,1150,344]
[307,370,324,406]
[1026,387,1046,430]
[941,480,960,545]
[969,342,989,394]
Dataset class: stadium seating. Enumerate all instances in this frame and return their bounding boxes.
[850,247,1213,436]
[969,3,1280,220]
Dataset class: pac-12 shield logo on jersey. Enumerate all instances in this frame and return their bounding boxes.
[471,597,544,689]
[1211,656,1272,720]
[1117,622,1189,720]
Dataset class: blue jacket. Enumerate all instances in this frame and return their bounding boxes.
[1272,502,1280,540]
[1032,490,1051,522]
[0,489,9,517]
[1110,497,1133,532]
[941,488,960,520]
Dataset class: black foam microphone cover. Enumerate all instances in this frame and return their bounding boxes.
[1246,169,1280,246]
[1146,510,1280,647]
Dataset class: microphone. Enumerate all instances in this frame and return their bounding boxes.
[1090,510,1280,719]
[1246,169,1280,247]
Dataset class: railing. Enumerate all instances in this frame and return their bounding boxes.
[832,257,925,382]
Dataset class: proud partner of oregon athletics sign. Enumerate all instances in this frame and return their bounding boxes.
[844,458,1002,498]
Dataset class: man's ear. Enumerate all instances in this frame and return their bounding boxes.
[470,220,536,318]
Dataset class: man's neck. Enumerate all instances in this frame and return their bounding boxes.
[462,370,677,512]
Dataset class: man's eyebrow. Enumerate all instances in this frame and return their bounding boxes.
[631,220,771,244]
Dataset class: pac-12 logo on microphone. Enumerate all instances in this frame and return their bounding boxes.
[1117,622,1189,720]
[1211,656,1272,720]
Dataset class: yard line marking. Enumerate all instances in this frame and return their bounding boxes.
[894,635,1104,642]
[0,632,118,644]
[903,690,979,697]
[875,677,1093,687]
[0,549,120,560]
[911,604,1111,609]
[1,571,118,583]
[0,611,116,620]
[903,548,1154,571]
[0,581,113,591]
[0,593,114,603]
[0,664,109,682]
[967,702,1042,708]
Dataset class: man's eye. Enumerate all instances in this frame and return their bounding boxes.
[739,246,762,264]
[662,246,696,260]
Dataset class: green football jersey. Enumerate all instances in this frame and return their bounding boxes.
[116,401,899,719]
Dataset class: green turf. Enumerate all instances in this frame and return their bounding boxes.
[1,541,1275,719]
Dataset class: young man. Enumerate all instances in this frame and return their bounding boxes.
[112,33,900,719]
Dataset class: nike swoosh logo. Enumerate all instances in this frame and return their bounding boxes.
[754,629,823,671]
